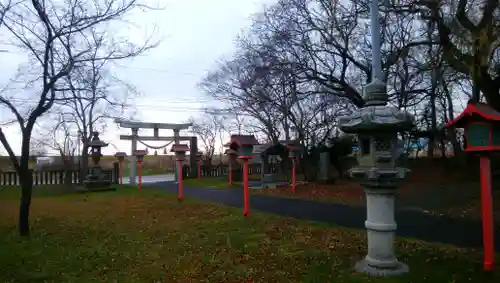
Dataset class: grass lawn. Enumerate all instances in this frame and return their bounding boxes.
[0,184,91,198]
[183,177,240,189]
[0,186,498,282]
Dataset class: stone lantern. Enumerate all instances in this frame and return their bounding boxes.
[338,79,414,276]
[84,131,110,189]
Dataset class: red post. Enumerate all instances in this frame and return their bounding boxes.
[480,155,494,272]
[197,160,201,179]
[137,161,143,192]
[291,158,296,192]
[178,159,184,202]
[229,163,233,185]
[243,159,249,216]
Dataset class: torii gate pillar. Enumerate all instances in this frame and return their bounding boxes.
[190,136,198,178]
[174,129,180,182]
[130,128,138,185]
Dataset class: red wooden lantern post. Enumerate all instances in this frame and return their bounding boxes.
[171,144,190,202]
[224,148,238,185]
[287,141,300,193]
[134,150,147,192]
[196,152,203,179]
[114,152,127,184]
[225,135,258,216]
[445,102,500,272]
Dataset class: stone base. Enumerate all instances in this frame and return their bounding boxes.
[354,259,408,276]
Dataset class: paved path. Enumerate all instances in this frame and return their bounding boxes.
[148,181,500,251]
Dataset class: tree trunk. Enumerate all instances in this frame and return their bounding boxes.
[18,132,33,237]
[80,144,89,183]
[18,170,33,236]
[63,157,73,186]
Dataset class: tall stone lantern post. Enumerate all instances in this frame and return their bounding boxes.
[337,0,414,276]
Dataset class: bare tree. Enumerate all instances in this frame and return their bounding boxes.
[0,0,159,237]
[35,117,78,185]
[54,27,147,183]
[28,139,48,169]
[188,113,224,166]
[390,0,500,107]
[0,0,12,29]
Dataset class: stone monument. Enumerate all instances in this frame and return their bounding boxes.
[337,0,414,276]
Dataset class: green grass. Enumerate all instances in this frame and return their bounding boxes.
[184,177,240,189]
[0,186,498,282]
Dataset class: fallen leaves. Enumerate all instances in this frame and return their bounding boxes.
[256,181,366,205]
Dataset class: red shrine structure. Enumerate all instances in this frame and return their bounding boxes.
[445,102,500,272]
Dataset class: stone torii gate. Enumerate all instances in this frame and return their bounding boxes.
[116,119,198,185]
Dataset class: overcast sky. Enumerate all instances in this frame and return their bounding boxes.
[0,0,276,156]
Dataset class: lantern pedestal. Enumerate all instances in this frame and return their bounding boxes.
[290,157,296,192]
[224,149,240,184]
[238,156,252,216]
[114,152,127,185]
[171,144,190,202]
[134,150,147,192]
[479,155,494,271]
[286,142,300,193]
[177,158,185,202]
[354,187,408,276]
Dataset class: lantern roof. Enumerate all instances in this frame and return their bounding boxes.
[134,149,147,157]
[446,102,500,128]
[114,151,127,157]
[224,148,238,155]
[338,105,414,133]
[224,135,259,149]
[87,131,108,148]
[171,143,189,152]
